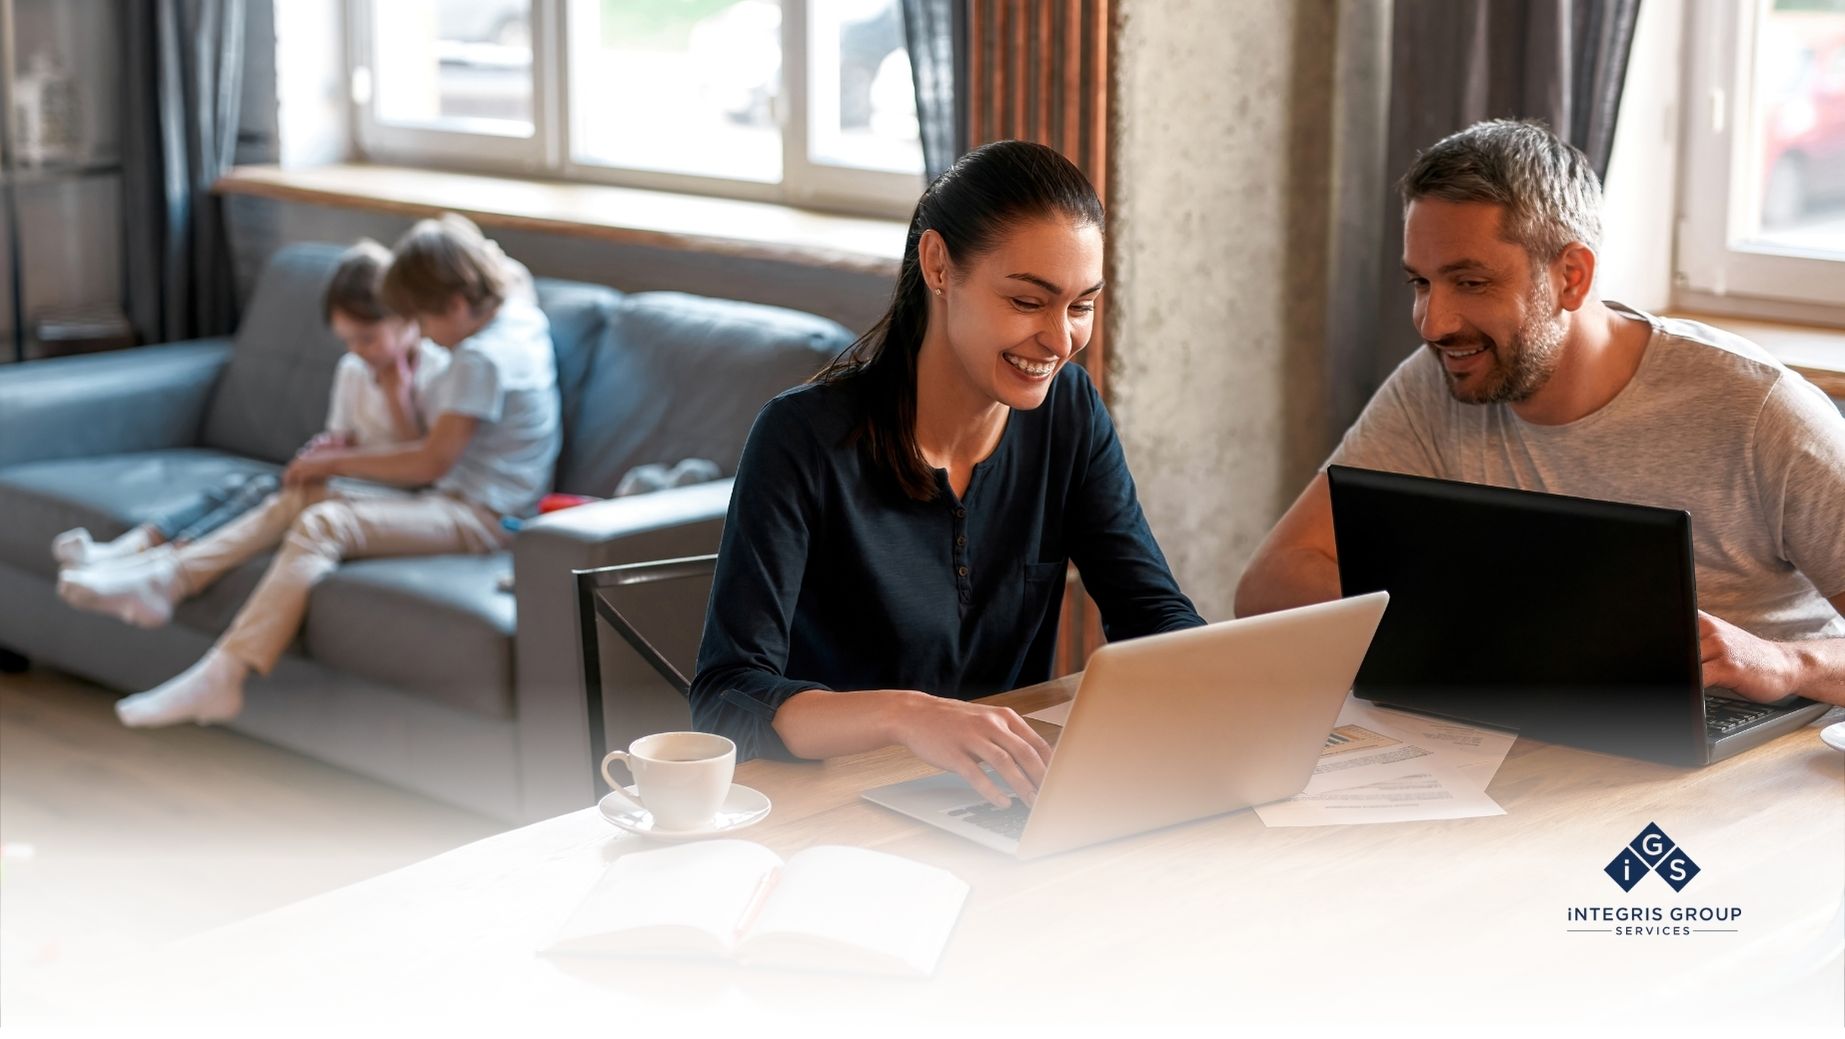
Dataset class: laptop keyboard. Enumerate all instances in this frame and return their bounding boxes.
[945,799,1033,840]
[1704,693,1779,739]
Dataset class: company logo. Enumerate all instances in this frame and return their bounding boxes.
[1603,822,1701,893]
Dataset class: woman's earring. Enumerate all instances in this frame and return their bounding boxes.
[933,287,943,297]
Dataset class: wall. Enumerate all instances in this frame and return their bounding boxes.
[1107,0,1343,621]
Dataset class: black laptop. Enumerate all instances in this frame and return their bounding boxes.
[1326,464,1830,767]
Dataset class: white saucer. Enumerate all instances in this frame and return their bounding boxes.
[1821,722,1845,753]
[598,783,772,841]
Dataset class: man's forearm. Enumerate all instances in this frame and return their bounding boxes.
[1234,547,1343,618]
[1789,637,1845,707]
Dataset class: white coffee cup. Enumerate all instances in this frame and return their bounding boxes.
[600,731,737,831]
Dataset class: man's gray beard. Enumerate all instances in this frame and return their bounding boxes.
[1446,281,1566,405]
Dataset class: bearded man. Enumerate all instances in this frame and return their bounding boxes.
[1234,119,1845,709]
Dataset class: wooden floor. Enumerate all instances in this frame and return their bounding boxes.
[0,666,503,1019]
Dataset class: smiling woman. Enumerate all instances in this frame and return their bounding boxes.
[687,140,1204,806]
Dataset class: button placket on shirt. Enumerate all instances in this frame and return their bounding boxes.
[952,504,970,605]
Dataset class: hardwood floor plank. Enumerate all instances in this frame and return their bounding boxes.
[0,667,504,1014]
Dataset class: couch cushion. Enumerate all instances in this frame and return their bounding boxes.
[200,243,354,464]
[0,449,286,647]
[554,292,852,496]
[0,449,280,579]
[304,554,516,719]
[534,277,621,431]
[0,449,515,717]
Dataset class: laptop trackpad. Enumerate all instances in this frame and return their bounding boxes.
[876,768,1018,810]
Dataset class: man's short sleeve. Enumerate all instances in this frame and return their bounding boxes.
[435,349,504,423]
[1325,350,1448,479]
[1753,373,1845,599]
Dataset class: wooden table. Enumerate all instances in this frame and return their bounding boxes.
[53,680,1845,1030]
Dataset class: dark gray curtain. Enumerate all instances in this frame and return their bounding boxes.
[1330,0,1641,435]
[123,0,245,344]
[900,0,966,183]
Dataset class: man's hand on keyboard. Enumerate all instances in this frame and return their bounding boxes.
[1699,611,1798,704]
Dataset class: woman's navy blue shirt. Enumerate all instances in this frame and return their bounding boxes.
[690,363,1204,761]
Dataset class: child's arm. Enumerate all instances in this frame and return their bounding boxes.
[297,431,354,458]
[377,353,425,443]
[285,412,479,489]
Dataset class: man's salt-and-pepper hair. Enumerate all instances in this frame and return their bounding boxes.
[1399,119,1604,262]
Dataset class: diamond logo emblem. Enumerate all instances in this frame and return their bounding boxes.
[1606,822,1699,893]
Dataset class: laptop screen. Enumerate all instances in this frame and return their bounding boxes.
[1326,465,1707,766]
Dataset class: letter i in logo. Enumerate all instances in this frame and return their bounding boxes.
[1604,845,1647,892]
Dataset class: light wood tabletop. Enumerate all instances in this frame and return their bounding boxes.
[50,678,1845,1031]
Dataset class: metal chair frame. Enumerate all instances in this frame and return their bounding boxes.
[574,553,717,792]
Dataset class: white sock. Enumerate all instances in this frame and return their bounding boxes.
[115,650,247,728]
[50,528,94,567]
[51,526,154,568]
[56,546,183,629]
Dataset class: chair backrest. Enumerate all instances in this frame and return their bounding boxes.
[576,554,717,792]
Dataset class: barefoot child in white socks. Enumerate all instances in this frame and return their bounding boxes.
[56,239,451,628]
[107,214,559,727]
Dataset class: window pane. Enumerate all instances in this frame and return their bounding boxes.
[1746,1,1845,257]
[372,0,534,136]
[807,0,922,174]
[571,0,782,182]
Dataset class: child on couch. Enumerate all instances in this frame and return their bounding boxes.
[55,239,451,625]
[100,213,558,728]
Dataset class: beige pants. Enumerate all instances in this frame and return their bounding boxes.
[172,483,504,674]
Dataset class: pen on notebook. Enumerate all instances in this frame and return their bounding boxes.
[734,864,783,945]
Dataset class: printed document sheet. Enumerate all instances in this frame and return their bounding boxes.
[1253,697,1515,827]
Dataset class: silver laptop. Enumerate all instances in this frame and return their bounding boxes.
[861,592,1390,859]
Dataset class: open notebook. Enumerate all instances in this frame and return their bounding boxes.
[545,840,970,977]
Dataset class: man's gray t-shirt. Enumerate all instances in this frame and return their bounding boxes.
[1328,302,1845,642]
[430,297,561,518]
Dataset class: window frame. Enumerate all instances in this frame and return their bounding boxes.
[1676,0,1845,324]
[346,0,925,219]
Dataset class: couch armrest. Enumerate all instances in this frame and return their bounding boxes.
[0,340,234,470]
[511,478,733,820]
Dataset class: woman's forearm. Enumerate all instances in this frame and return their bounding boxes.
[771,688,919,760]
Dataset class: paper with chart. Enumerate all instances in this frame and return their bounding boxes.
[1253,695,1515,827]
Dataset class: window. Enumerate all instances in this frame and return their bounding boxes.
[348,0,925,216]
[1678,0,1845,319]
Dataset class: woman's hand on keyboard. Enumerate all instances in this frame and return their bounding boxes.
[896,695,1053,809]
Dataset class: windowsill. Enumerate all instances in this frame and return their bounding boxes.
[1668,312,1845,399]
[213,164,906,278]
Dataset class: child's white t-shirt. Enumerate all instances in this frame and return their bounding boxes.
[325,339,452,446]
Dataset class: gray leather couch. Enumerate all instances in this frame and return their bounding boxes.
[0,242,853,822]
